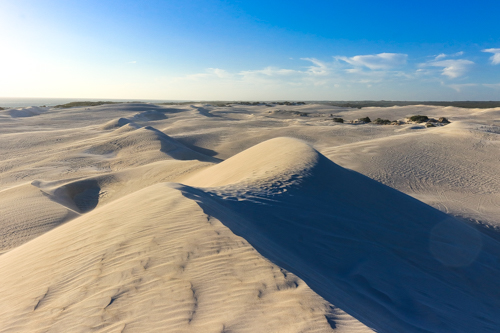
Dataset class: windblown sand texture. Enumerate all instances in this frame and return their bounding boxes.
[1,102,500,332]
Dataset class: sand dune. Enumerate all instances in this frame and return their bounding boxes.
[85,125,217,164]
[181,137,500,332]
[1,102,500,332]
[0,183,368,333]
[7,106,46,118]
[322,121,500,226]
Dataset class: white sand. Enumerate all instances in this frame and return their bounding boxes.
[1,102,500,332]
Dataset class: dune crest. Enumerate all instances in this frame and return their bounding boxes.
[84,126,218,167]
[100,117,133,130]
[8,106,46,118]
[185,137,318,189]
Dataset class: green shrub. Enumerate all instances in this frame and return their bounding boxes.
[358,117,371,123]
[373,118,391,125]
[332,118,344,123]
[409,115,429,123]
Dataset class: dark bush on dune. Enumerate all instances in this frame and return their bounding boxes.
[373,118,392,125]
[409,115,429,123]
[358,117,371,123]
[332,118,344,123]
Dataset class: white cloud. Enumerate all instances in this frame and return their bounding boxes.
[170,59,339,94]
[208,68,232,78]
[482,48,500,65]
[128,61,137,64]
[179,68,232,81]
[434,51,463,60]
[172,55,413,90]
[300,58,330,75]
[236,58,334,86]
[239,66,299,77]
[426,59,474,78]
[336,53,408,70]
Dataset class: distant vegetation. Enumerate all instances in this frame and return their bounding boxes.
[321,101,500,109]
[268,110,309,117]
[54,101,120,108]
[148,100,500,109]
[212,103,233,107]
[338,115,452,126]
[158,102,194,105]
[235,101,306,106]
[49,99,500,110]
[273,101,306,105]
[158,101,307,106]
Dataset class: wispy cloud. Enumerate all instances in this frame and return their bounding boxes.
[336,53,408,70]
[434,51,464,60]
[128,61,137,64]
[482,48,500,65]
[300,58,330,75]
[425,59,474,78]
[207,68,232,78]
[239,67,299,78]
[179,68,233,80]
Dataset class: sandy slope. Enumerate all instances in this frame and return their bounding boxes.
[181,137,500,332]
[1,102,500,332]
[0,183,368,333]
[322,121,500,227]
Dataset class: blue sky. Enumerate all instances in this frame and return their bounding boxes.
[1,0,499,100]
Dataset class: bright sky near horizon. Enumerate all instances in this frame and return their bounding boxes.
[1,0,500,100]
